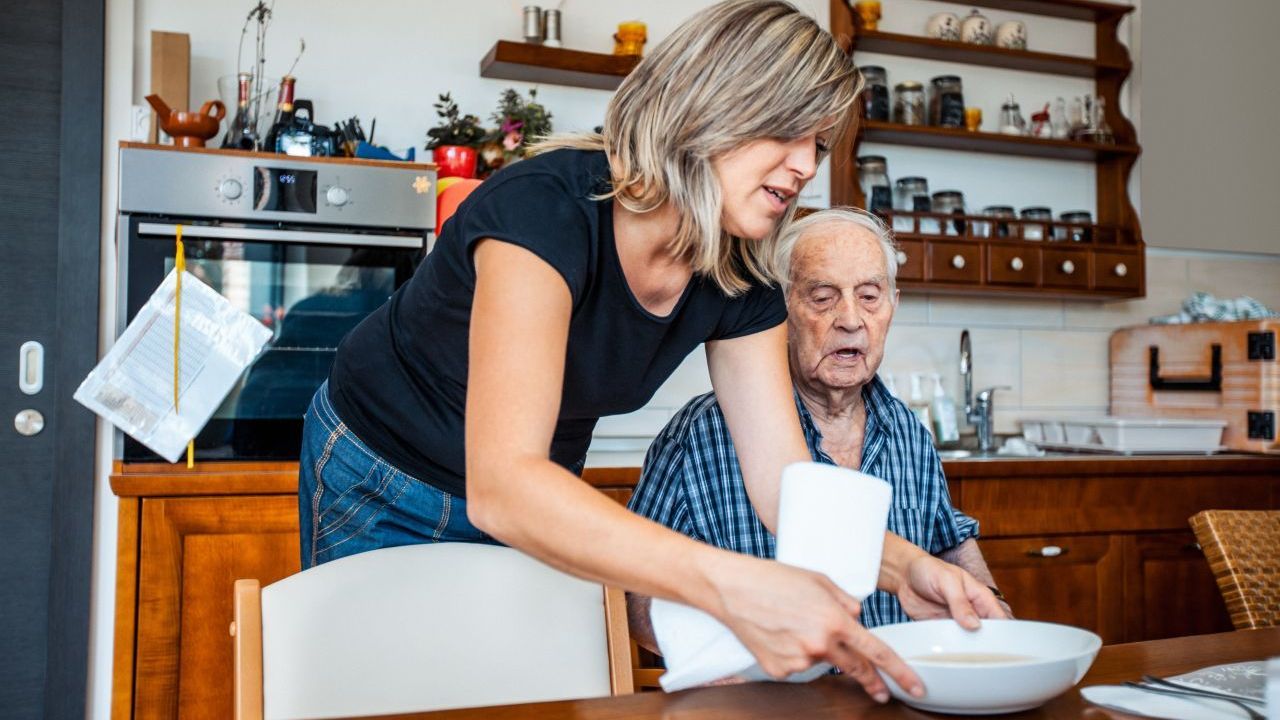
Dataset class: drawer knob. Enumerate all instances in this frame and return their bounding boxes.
[1028,545,1065,558]
[1114,262,1128,277]
[896,250,908,265]
[951,254,966,270]
[1060,260,1075,275]
[1009,256,1024,271]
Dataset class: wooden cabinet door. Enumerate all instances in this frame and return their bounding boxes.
[980,534,1124,643]
[1121,532,1233,643]
[134,495,300,720]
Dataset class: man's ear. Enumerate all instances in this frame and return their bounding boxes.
[892,289,901,306]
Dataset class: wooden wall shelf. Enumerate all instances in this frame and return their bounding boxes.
[861,120,1139,161]
[962,0,1132,23]
[855,30,1128,78]
[479,41,638,91]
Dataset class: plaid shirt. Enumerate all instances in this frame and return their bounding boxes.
[628,375,979,628]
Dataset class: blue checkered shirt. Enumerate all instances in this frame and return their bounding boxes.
[628,375,979,628]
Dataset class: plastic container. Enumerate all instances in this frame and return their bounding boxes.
[1020,417,1227,455]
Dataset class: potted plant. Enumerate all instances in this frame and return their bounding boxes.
[425,93,485,179]
[478,88,553,177]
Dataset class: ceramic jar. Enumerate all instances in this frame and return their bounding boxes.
[996,20,1027,49]
[925,12,961,41]
[960,9,993,45]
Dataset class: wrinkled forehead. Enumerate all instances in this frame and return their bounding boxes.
[791,223,888,287]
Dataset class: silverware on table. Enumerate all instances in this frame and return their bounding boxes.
[1122,678,1265,720]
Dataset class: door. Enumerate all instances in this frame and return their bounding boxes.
[1122,532,1234,642]
[0,0,103,718]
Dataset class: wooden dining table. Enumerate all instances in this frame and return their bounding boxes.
[349,627,1279,719]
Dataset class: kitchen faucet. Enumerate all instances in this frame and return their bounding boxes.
[959,329,1010,453]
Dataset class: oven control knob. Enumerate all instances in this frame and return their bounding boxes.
[326,186,351,207]
[218,178,243,200]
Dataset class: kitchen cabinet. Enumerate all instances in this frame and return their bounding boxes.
[980,534,1125,643]
[110,456,1279,718]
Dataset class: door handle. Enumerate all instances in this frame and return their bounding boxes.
[1027,545,1066,558]
[19,341,43,395]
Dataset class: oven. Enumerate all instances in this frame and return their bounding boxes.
[115,145,435,461]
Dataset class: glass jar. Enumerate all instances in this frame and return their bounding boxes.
[857,155,892,213]
[1020,206,1053,241]
[979,205,1015,238]
[894,81,926,126]
[931,190,966,236]
[1000,95,1027,135]
[861,66,890,122]
[893,176,930,233]
[1057,211,1093,242]
[929,75,965,128]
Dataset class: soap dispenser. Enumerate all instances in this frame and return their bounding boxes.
[908,372,935,439]
[930,372,961,443]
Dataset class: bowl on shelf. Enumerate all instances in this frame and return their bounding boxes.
[870,619,1102,715]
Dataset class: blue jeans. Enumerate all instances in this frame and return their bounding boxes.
[298,380,496,569]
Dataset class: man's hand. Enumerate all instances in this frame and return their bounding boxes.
[894,554,1009,626]
[709,554,924,703]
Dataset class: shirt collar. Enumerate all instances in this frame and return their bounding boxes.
[793,374,895,468]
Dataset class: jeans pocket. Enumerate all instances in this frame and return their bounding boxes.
[312,433,410,556]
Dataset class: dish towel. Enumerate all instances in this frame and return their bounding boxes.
[1150,292,1279,325]
[649,462,892,691]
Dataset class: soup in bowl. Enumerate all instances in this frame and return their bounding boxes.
[869,619,1102,715]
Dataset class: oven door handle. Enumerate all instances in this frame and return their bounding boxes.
[136,222,423,249]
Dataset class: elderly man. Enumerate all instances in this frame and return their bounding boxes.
[628,208,1005,649]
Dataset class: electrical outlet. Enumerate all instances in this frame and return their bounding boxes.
[130,105,151,142]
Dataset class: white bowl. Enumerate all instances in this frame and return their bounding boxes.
[869,619,1101,715]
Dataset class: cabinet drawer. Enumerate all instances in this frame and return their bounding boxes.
[1042,248,1090,289]
[928,241,981,284]
[1093,251,1141,292]
[894,239,924,281]
[986,245,1040,286]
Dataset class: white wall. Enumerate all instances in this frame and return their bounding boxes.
[88,1,1280,717]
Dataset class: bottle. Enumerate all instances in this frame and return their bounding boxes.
[908,372,935,439]
[930,373,960,443]
[262,75,297,153]
[221,72,259,150]
[883,372,898,398]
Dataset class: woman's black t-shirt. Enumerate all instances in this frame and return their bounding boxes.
[328,149,786,496]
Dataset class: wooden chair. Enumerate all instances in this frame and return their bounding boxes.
[1189,510,1280,630]
[231,543,633,720]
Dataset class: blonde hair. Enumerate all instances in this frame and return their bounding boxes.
[532,0,861,296]
[774,207,899,298]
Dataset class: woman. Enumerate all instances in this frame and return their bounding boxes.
[300,0,1000,701]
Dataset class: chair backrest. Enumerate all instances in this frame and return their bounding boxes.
[235,543,631,720]
[1189,510,1280,630]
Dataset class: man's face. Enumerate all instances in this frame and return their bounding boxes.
[786,224,898,394]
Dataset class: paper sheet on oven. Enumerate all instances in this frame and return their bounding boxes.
[75,269,272,463]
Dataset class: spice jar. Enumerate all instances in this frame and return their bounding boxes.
[1057,211,1093,242]
[1020,206,1053,241]
[999,95,1027,135]
[929,75,965,128]
[857,155,892,214]
[932,190,966,236]
[894,81,926,126]
[860,66,890,122]
[893,176,930,233]
[979,205,1016,238]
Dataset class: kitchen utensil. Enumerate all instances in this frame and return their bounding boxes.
[1021,417,1227,455]
[860,65,889,121]
[893,80,925,125]
[1123,681,1264,719]
[929,75,965,128]
[961,8,993,44]
[146,94,225,148]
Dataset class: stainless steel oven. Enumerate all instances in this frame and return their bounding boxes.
[115,145,435,461]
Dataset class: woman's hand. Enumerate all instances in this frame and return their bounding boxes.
[709,553,924,703]
[893,554,1009,626]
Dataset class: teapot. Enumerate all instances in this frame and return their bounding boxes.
[146,94,225,148]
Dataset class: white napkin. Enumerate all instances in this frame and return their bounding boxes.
[651,462,892,691]
[1081,685,1260,720]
